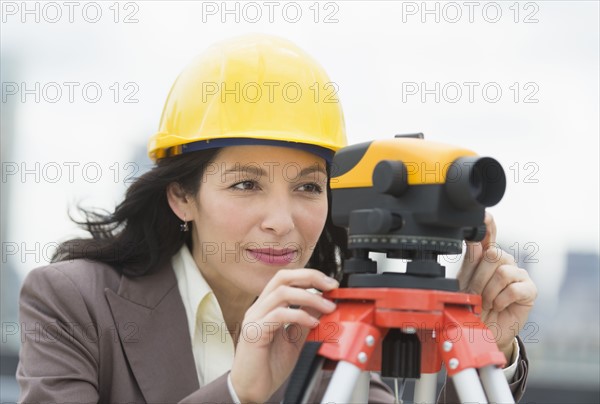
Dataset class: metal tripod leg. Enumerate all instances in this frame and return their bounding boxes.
[479,364,514,403]
[349,370,370,403]
[451,365,515,404]
[414,372,438,404]
[451,368,488,403]
[286,354,370,403]
[321,361,368,403]
[319,363,513,404]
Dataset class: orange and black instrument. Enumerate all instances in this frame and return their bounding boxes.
[284,134,513,404]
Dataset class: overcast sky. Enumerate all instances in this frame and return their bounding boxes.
[2,1,599,302]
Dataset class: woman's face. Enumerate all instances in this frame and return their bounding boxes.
[188,145,329,297]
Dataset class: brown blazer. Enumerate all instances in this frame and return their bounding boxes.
[17,259,528,403]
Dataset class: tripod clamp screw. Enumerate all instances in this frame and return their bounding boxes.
[365,335,375,347]
[448,358,460,370]
[358,352,368,364]
[443,341,453,352]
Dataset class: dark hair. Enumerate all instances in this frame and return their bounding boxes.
[53,149,348,279]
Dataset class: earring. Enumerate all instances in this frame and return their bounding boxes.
[180,214,189,232]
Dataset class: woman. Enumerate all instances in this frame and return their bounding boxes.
[17,34,537,403]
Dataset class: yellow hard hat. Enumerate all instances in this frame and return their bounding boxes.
[148,34,347,162]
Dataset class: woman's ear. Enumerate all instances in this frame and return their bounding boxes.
[166,182,192,221]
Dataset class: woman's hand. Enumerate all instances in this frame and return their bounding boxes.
[457,212,538,363]
[229,268,339,403]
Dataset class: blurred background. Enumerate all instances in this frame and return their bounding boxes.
[1,1,598,402]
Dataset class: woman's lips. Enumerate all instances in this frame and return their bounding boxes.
[246,248,298,265]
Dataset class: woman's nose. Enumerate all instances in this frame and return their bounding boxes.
[260,194,295,236]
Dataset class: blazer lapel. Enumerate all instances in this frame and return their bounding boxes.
[105,263,199,402]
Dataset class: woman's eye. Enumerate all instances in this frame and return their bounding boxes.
[297,183,323,194]
[232,180,258,191]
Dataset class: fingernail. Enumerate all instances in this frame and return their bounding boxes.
[324,277,339,287]
[323,299,336,310]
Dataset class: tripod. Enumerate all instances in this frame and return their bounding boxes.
[283,134,512,403]
[283,279,514,403]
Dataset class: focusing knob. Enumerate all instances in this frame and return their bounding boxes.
[368,208,403,233]
[373,160,409,197]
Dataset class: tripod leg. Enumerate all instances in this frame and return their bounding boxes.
[321,361,366,403]
[451,368,488,403]
[414,372,438,404]
[349,371,370,403]
[479,364,515,403]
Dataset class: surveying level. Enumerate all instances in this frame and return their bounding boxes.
[284,134,513,403]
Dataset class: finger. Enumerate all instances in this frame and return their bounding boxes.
[458,241,483,290]
[480,265,528,311]
[237,307,319,346]
[303,289,325,320]
[462,247,516,295]
[262,306,321,331]
[481,211,497,250]
[490,279,538,312]
[254,285,337,319]
[459,212,497,285]
[260,268,339,297]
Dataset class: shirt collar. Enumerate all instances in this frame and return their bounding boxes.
[172,244,214,341]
